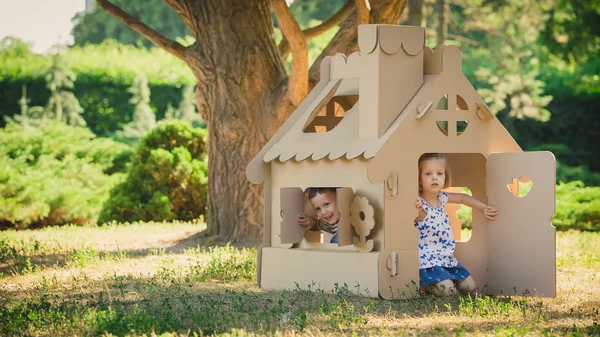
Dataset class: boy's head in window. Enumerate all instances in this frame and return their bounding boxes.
[307,188,340,225]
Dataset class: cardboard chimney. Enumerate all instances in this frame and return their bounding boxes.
[246,24,556,299]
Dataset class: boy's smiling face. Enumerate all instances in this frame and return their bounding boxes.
[309,190,340,225]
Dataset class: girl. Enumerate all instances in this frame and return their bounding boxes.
[415,153,498,297]
[297,187,340,244]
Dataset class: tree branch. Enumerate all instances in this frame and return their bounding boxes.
[308,0,406,86]
[277,0,355,62]
[305,0,356,39]
[272,0,308,106]
[355,0,371,25]
[95,0,189,60]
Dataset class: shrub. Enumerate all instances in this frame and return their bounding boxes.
[456,181,600,232]
[554,181,600,231]
[98,120,207,224]
[0,39,195,137]
[0,122,130,229]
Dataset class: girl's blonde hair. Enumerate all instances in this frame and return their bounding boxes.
[418,153,452,190]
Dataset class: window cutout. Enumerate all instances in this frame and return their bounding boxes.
[303,95,358,133]
[506,177,533,197]
[436,94,448,110]
[456,95,468,110]
[292,187,355,246]
[436,121,449,136]
[456,120,469,135]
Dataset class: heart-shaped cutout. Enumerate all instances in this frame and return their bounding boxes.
[506,176,533,197]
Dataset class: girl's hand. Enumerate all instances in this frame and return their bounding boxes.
[415,197,427,221]
[297,213,316,229]
[483,205,498,221]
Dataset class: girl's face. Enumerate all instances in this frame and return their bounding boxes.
[419,158,446,194]
[309,191,340,225]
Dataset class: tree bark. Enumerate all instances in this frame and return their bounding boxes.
[98,0,407,245]
[407,0,423,26]
[183,1,288,244]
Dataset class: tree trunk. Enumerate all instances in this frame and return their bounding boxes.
[436,0,446,45]
[407,0,423,26]
[97,0,408,245]
[184,0,289,244]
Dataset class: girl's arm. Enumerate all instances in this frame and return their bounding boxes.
[447,192,498,221]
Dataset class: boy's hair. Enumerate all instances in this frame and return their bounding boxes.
[418,153,452,189]
[307,187,337,200]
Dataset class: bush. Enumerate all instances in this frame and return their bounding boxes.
[456,181,600,232]
[554,181,600,231]
[0,122,130,229]
[0,39,195,137]
[98,120,207,224]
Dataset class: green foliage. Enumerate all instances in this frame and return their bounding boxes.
[454,0,553,122]
[458,181,600,232]
[0,39,194,136]
[0,37,33,60]
[539,0,600,63]
[118,75,156,141]
[554,181,600,231]
[43,46,86,126]
[98,120,208,224]
[71,0,190,49]
[3,85,44,128]
[447,1,600,174]
[165,83,205,128]
[0,122,130,229]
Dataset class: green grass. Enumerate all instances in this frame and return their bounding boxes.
[0,223,599,336]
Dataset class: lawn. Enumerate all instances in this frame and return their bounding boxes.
[0,222,598,336]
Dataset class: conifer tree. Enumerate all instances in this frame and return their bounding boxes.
[4,85,44,128]
[119,75,156,140]
[44,46,86,126]
[177,83,205,128]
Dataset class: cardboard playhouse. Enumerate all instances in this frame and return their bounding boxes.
[246,24,556,299]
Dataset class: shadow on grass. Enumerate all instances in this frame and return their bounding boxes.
[3,271,588,337]
[0,228,241,277]
[0,275,458,336]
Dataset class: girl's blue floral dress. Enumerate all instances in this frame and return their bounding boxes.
[414,191,470,287]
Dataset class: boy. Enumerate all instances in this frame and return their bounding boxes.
[297,187,340,243]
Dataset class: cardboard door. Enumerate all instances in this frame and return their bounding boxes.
[280,188,306,244]
[486,151,556,297]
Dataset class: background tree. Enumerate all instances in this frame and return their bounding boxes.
[3,85,44,128]
[96,0,407,244]
[119,75,156,141]
[406,0,424,26]
[540,0,600,63]
[44,46,86,126]
[72,0,190,49]
[166,84,206,129]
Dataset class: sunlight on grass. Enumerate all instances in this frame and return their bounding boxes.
[0,223,599,336]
